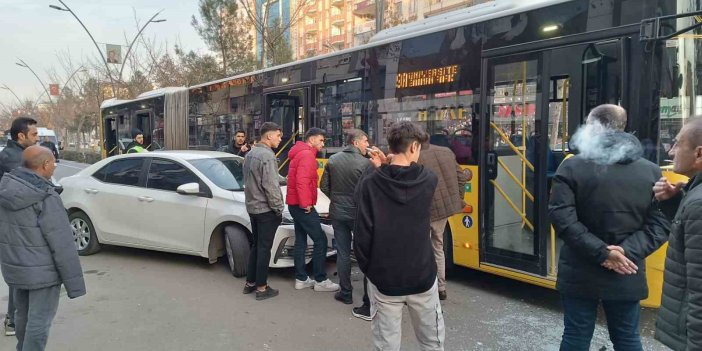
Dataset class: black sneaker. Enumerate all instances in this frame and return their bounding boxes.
[352,304,371,321]
[243,284,256,295]
[4,316,15,336]
[334,291,353,305]
[255,286,279,301]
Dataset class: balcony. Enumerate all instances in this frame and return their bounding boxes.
[305,24,318,34]
[331,14,345,26]
[353,0,375,17]
[329,34,345,45]
[305,43,317,52]
[331,0,344,7]
[354,20,375,34]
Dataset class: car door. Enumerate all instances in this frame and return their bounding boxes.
[89,158,148,244]
[138,158,208,252]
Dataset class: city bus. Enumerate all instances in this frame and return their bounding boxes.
[100,0,702,307]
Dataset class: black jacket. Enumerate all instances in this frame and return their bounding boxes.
[319,146,371,221]
[40,141,59,158]
[227,143,250,157]
[656,175,702,351]
[353,163,438,296]
[0,140,26,179]
[548,132,669,301]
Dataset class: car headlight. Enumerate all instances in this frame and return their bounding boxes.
[281,211,294,225]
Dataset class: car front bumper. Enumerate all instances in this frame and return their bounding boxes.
[269,223,337,268]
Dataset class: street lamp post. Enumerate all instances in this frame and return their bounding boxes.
[118,12,166,82]
[16,59,53,106]
[32,66,87,106]
[50,0,117,97]
[50,1,165,99]
[0,84,25,107]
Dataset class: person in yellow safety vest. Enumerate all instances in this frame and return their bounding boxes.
[126,131,148,154]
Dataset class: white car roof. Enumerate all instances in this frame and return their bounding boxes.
[108,150,239,161]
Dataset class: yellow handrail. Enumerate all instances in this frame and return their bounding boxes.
[276,131,299,158]
[496,158,535,202]
[489,179,534,232]
[278,157,291,172]
[490,122,535,172]
[109,146,118,155]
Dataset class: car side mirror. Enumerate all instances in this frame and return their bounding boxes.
[177,182,201,196]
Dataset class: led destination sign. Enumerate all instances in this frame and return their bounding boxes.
[396,65,459,89]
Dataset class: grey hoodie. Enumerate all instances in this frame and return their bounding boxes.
[0,168,86,298]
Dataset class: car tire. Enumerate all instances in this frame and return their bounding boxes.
[69,211,101,256]
[224,225,251,278]
[443,226,455,277]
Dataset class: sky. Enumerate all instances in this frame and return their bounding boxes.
[0,0,208,107]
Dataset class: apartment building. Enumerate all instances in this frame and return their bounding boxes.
[292,0,493,60]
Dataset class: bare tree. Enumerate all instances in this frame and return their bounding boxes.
[238,0,309,68]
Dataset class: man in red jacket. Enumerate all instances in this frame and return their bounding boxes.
[287,128,340,292]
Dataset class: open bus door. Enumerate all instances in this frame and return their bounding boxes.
[479,37,630,279]
[264,87,309,175]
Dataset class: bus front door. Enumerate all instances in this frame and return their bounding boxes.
[480,38,629,278]
[265,88,308,174]
[481,53,547,276]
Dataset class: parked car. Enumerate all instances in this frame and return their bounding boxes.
[59,150,336,277]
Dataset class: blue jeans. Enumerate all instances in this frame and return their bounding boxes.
[289,206,327,282]
[332,219,354,295]
[560,296,643,351]
[14,285,61,351]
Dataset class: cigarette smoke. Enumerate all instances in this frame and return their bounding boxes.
[570,121,643,165]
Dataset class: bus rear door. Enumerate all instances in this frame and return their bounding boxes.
[480,36,631,279]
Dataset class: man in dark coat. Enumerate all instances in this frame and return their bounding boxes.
[0,146,86,350]
[0,117,38,337]
[654,118,702,351]
[548,104,669,351]
[227,130,250,157]
[320,129,373,306]
[39,137,59,163]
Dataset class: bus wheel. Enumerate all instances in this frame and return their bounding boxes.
[224,225,250,278]
[443,226,455,276]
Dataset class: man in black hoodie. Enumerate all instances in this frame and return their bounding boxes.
[549,105,669,351]
[354,121,444,351]
[0,116,38,337]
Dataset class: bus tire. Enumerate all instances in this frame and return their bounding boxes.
[443,226,455,277]
[224,225,250,278]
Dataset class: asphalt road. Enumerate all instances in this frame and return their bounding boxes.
[0,161,671,351]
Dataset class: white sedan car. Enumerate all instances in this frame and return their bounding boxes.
[59,150,336,277]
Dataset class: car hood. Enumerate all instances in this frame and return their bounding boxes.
[280,186,330,214]
[229,186,330,215]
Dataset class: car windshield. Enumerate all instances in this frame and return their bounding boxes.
[188,157,245,191]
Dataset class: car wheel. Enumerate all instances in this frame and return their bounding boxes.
[443,226,455,277]
[69,211,100,256]
[224,225,251,278]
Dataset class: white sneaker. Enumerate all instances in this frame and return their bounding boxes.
[314,279,340,292]
[295,278,315,290]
